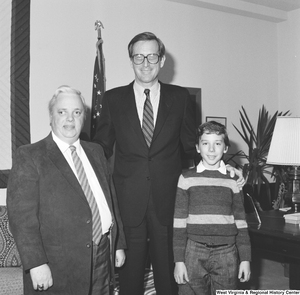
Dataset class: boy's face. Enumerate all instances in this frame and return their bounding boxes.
[196,132,228,170]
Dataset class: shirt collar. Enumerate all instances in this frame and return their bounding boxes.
[196,160,227,175]
[133,81,160,100]
[51,131,81,155]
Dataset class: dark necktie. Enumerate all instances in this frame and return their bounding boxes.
[142,89,154,147]
[70,145,102,244]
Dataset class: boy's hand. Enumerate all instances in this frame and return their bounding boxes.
[226,165,245,189]
[238,261,251,282]
[115,249,126,267]
[174,262,189,284]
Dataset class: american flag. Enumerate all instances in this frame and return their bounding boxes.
[90,21,105,139]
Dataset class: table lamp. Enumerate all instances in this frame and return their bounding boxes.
[267,117,300,213]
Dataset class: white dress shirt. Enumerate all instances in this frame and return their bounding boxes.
[133,81,160,127]
[52,132,112,234]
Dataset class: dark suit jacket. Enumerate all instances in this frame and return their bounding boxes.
[93,81,196,227]
[7,133,126,295]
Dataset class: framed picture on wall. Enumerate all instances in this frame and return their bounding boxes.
[182,87,201,169]
[206,116,227,127]
[186,87,201,127]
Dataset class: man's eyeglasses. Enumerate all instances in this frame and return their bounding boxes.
[132,54,160,65]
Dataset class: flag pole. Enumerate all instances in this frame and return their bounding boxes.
[95,20,105,91]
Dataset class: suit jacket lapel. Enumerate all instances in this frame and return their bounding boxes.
[45,134,87,203]
[152,82,174,143]
[125,82,148,147]
[81,142,114,212]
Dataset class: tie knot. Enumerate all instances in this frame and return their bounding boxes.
[144,89,150,97]
[69,145,76,152]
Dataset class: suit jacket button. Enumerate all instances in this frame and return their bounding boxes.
[86,219,91,224]
[86,243,91,248]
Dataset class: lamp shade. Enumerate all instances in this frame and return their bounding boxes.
[267,117,300,166]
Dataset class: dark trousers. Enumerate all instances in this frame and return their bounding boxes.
[119,196,178,295]
[89,234,110,295]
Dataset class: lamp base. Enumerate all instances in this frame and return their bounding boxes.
[284,203,300,214]
[284,166,300,214]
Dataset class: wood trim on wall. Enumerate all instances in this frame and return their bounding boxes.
[0,0,31,188]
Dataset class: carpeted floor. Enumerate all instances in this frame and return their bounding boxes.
[238,249,289,290]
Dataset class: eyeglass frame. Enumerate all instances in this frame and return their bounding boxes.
[131,53,161,65]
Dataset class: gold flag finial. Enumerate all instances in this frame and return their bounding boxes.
[95,20,104,40]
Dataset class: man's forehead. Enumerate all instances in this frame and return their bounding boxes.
[133,40,159,53]
[55,93,83,107]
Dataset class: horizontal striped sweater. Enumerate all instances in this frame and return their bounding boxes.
[173,168,251,262]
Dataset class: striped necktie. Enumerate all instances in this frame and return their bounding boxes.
[142,89,154,147]
[70,145,102,244]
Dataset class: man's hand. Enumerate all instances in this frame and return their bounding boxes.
[30,264,53,291]
[226,165,245,189]
[115,249,126,267]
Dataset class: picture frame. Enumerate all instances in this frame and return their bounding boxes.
[206,116,227,127]
[186,87,201,127]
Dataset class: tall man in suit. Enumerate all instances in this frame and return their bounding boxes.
[93,32,243,295]
[7,86,126,295]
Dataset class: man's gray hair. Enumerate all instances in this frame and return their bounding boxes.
[48,85,87,118]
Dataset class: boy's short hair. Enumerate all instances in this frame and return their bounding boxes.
[197,121,230,147]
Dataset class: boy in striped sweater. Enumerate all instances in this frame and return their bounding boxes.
[173,121,251,294]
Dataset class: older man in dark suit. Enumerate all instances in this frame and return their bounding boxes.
[93,32,243,295]
[7,86,126,295]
